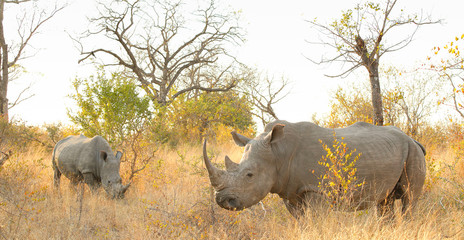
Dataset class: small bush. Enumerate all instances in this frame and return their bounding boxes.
[318,132,364,210]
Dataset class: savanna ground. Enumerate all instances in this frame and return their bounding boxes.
[1,130,464,240]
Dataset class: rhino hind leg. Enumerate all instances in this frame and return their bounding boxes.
[377,189,398,217]
[399,157,426,215]
[52,162,61,189]
[392,167,422,216]
[397,174,415,215]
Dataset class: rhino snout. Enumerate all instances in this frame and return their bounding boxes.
[216,195,243,211]
[103,184,127,199]
[114,192,125,199]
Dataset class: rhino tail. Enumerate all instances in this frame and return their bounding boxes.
[413,139,426,156]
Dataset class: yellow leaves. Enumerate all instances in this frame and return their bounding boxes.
[317,132,363,209]
[430,35,463,74]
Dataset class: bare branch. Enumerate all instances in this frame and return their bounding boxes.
[77,0,243,106]
[307,1,440,77]
[5,0,31,3]
[170,79,236,103]
[325,63,363,78]
[9,3,66,67]
[0,0,65,120]
[8,82,34,109]
[240,71,291,126]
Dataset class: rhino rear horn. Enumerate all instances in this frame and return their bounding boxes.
[231,131,251,147]
[203,139,225,189]
[225,156,239,171]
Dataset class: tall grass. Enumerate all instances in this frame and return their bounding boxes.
[0,141,463,239]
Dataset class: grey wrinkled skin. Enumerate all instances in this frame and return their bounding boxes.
[204,120,426,218]
[52,135,130,199]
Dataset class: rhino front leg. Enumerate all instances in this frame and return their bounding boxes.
[283,199,304,218]
[83,173,99,193]
[283,191,325,218]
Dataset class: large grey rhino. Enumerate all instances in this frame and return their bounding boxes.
[52,135,130,199]
[203,120,426,217]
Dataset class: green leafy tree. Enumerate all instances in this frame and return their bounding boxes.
[68,67,152,145]
[172,91,255,142]
[68,67,156,181]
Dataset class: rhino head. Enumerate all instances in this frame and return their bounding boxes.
[204,124,286,211]
[100,151,130,199]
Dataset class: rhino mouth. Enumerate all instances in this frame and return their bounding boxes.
[216,193,244,211]
[103,183,130,199]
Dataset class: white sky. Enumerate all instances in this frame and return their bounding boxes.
[7,0,463,126]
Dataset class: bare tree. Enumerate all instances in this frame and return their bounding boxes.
[0,0,64,121]
[241,72,290,127]
[315,67,441,137]
[77,0,244,106]
[381,67,441,137]
[438,72,464,119]
[307,0,439,126]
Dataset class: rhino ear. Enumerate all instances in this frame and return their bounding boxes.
[115,151,123,161]
[264,124,285,144]
[231,131,251,147]
[100,151,108,162]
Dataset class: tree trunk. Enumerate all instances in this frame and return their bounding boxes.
[368,60,384,126]
[0,43,7,120]
[0,0,7,121]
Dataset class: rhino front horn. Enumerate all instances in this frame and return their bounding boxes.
[203,139,225,189]
[122,182,131,193]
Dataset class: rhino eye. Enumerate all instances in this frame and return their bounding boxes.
[246,173,253,178]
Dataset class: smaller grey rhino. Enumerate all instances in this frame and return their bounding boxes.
[52,135,130,198]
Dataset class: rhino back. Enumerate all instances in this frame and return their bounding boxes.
[53,135,112,180]
[267,121,412,204]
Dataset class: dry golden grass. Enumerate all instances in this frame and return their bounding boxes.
[0,141,463,239]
